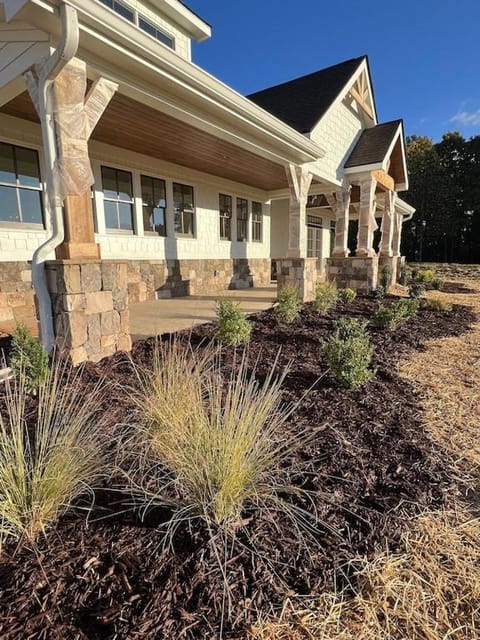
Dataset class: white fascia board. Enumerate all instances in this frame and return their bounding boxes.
[147,0,211,41]
[20,0,325,166]
[396,196,415,217]
[385,121,409,191]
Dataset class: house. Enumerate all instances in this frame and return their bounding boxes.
[0,0,414,364]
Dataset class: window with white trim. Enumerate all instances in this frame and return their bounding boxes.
[219,193,232,241]
[251,201,262,242]
[101,166,134,232]
[173,182,195,237]
[307,214,323,258]
[0,142,43,226]
[141,174,167,236]
[236,197,248,242]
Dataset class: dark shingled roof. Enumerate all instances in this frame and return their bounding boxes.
[344,120,403,168]
[247,56,366,134]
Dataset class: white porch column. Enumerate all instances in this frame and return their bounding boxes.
[392,212,403,257]
[285,165,313,258]
[379,191,396,257]
[326,186,351,257]
[357,177,378,257]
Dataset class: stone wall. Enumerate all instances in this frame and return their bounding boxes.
[46,260,131,365]
[0,262,37,335]
[326,256,379,294]
[127,258,272,303]
[276,257,318,302]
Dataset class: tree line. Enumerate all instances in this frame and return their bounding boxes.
[401,132,480,263]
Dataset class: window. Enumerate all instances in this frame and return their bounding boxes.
[330,220,336,255]
[139,16,174,48]
[99,0,134,22]
[0,142,43,226]
[173,182,195,237]
[101,166,134,231]
[236,197,248,242]
[252,201,262,242]
[219,194,232,240]
[141,175,167,236]
[307,214,323,259]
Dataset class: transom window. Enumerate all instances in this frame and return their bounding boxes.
[141,175,167,236]
[173,182,195,237]
[101,166,134,232]
[219,193,232,241]
[252,201,262,242]
[0,142,43,226]
[236,197,248,242]
[99,0,175,50]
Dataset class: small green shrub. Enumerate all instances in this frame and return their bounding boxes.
[431,277,445,291]
[423,297,452,313]
[314,282,338,314]
[373,304,404,331]
[396,298,419,319]
[409,282,426,299]
[323,318,374,388]
[338,288,357,304]
[216,298,251,345]
[276,285,302,323]
[380,265,393,291]
[399,265,408,286]
[415,269,436,284]
[371,285,385,299]
[9,323,49,394]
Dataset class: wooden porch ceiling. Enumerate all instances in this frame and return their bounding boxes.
[1,91,290,191]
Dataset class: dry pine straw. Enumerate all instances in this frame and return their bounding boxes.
[250,280,480,640]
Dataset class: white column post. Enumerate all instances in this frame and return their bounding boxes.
[285,165,313,258]
[326,186,351,257]
[379,191,396,257]
[357,177,378,257]
[393,212,403,257]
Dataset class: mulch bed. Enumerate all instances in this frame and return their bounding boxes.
[0,292,477,640]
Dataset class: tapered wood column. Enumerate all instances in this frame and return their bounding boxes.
[357,177,378,257]
[379,191,396,257]
[392,212,403,257]
[285,164,313,258]
[326,187,351,257]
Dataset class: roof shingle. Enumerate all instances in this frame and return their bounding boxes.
[344,120,402,168]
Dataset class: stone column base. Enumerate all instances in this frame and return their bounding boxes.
[276,257,317,302]
[378,255,399,290]
[46,259,132,366]
[326,256,379,294]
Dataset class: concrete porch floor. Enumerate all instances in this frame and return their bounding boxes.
[129,285,277,340]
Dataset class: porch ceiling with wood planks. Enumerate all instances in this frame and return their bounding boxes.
[0,91,291,191]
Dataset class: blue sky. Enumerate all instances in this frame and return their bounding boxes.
[188,0,480,142]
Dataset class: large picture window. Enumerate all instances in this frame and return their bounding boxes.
[101,166,134,231]
[219,193,232,240]
[141,175,167,236]
[236,197,248,242]
[173,182,195,237]
[252,201,262,242]
[0,142,43,226]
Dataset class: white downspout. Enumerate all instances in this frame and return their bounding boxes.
[31,3,79,352]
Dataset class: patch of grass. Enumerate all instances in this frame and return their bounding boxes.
[338,288,356,304]
[415,268,436,284]
[323,318,374,388]
[314,281,338,314]
[275,285,302,324]
[431,276,445,290]
[216,298,251,345]
[9,323,49,394]
[131,342,312,529]
[423,297,453,312]
[0,360,106,544]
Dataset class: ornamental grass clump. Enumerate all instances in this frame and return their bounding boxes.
[423,297,453,313]
[323,317,374,388]
[314,281,338,314]
[338,288,356,304]
[9,323,49,394]
[275,285,302,323]
[132,342,310,529]
[0,360,106,543]
[415,268,436,284]
[216,297,251,345]
[431,276,445,290]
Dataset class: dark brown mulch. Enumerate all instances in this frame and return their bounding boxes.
[0,296,476,640]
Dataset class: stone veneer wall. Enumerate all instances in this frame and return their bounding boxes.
[276,258,318,302]
[326,256,379,294]
[127,258,272,303]
[0,262,37,334]
[46,260,131,365]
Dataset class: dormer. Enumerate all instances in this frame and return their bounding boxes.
[97,0,211,60]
